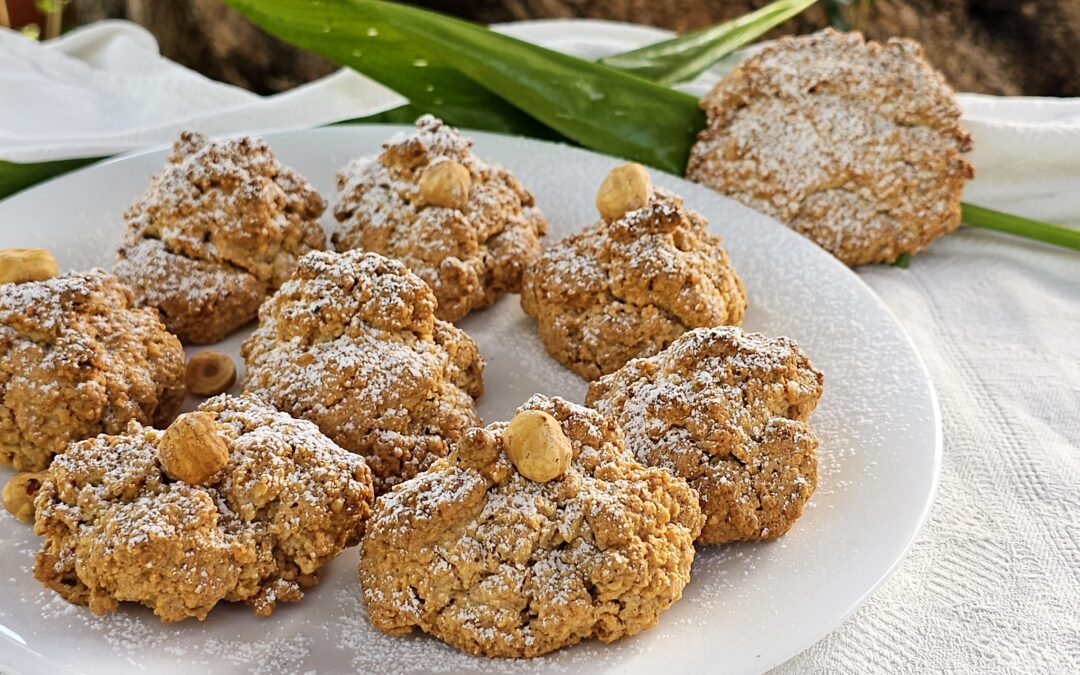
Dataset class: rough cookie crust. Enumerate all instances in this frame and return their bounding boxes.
[0,270,186,471]
[360,394,702,658]
[521,187,746,381]
[33,394,375,622]
[241,250,484,495]
[115,132,327,344]
[687,29,974,266]
[332,115,548,322]
[587,327,823,544]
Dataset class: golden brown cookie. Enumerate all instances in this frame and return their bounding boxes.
[359,394,703,658]
[33,394,375,622]
[332,115,548,322]
[521,165,746,381]
[0,270,186,471]
[115,132,327,344]
[587,327,823,544]
[241,250,484,495]
[687,29,974,266]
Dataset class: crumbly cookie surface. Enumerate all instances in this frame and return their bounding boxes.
[587,327,823,544]
[687,29,974,266]
[115,131,327,344]
[0,270,185,471]
[359,394,702,658]
[332,115,547,322]
[33,394,374,622]
[241,250,484,495]
[521,188,746,380]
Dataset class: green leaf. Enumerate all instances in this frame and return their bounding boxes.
[0,157,100,200]
[962,203,1080,252]
[230,1,550,138]
[891,252,911,268]
[599,0,819,85]
[225,0,705,174]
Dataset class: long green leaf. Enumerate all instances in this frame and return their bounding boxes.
[244,2,551,138]
[0,157,100,200]
[599,0,819,85]
[962,203,1080,252]
[225,0,705,174]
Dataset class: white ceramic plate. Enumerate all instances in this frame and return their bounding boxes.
[0,126,940,675]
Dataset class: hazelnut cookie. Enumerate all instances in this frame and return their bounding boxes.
[333,115,547,322]
[688,29,974,266]
[115,131,327,344]
[521,163,746,381]
[360,394,702,658]
[33,394,375,622]
[587,327,823,544]
[0,269,185,471]
[241,250,484,495]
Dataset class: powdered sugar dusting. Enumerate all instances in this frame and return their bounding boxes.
[688,29,974,265]
[332,115,547,322]
[0,125,937,674]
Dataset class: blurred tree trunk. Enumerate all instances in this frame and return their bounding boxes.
[74,0,1080,97]
[85,0,337,94]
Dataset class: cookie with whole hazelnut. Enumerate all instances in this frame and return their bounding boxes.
[359,394,702,658]
[115,131,327,344]
[332,115,548,322]
[32,394,375,622]
[521,163,747,380]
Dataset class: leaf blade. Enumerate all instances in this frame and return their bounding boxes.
[225,0,706,173]
[599,0,819,85]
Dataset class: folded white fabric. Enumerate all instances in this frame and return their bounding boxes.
[0,20,406,163]
[497,20,1080,228]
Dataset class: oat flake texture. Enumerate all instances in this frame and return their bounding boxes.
[32,394,375,622]
[359,394,703,658]
[241,249,484,495]
[0,269,186,471]
[588,327,823,544]
[687,29,974,266]
[333,115,548,322]
[114,131,327,344]
[521,186,746,381]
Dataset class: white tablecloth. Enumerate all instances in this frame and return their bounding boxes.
[2,18,1078,673]
[498,19,1080,673]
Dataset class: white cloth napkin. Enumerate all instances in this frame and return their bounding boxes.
[498,19,1080,674]
[0,20,406,163]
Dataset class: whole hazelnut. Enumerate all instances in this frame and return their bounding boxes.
[417,160,472,210]
[157,411,230,484]
[0,248,59,285]
[596,163,652,221]
[503,409,573,482]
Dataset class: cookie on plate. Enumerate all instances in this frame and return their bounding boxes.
[32,394,375,622]
[521,163,746,380]
[687,29,974,266]
[115,131,327,344]
[587,327,823,544]
[0,268,185,471]
[332,115,548,322]
[359,394,703,658]
[241,249,484,495]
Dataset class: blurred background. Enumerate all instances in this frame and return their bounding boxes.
[7,0,1079,97]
